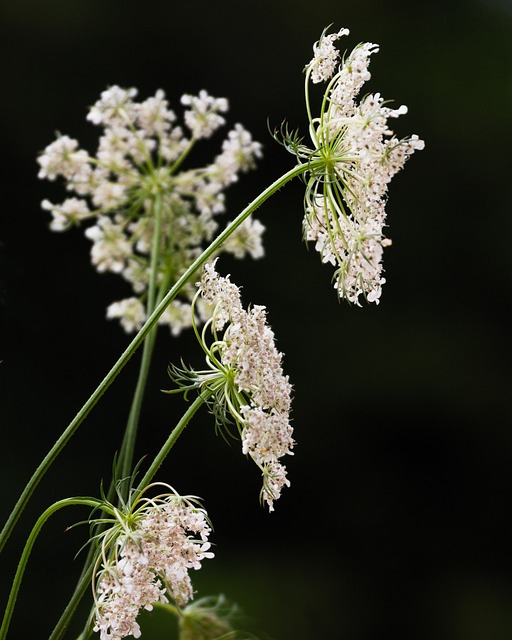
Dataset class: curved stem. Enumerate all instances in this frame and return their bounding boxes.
[304,67,315,139]
[0,497,99,640]
[0,159,318,554]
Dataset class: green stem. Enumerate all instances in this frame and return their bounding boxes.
[117,193,163,486]
[67,275,174,639]
[136,389,210,492]
[0,498,99,640]
[48,561,95,640]
[116,327,158,489]
[63,195,166,638]
[0,159,317,554]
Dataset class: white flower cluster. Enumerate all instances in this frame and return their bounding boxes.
[38,86,264,334]
[196,263,294,511]
[301,28,424,304]
[93,489,213,640]
[308,27,350,84]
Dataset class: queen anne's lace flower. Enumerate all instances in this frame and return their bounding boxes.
[93,487,213,640]
[87,86,139,127]
[308,27,350,84]
[290,27,424,304]
[37,135,91,182]
[106,298,147,333]
[222,218,266,259]
[41,197,91,232]
[181,90,228,139]
[38,86,264,335]
[169,263,294,511]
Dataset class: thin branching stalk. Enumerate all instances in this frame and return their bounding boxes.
[8,161,320,638]
[0,159,317,555]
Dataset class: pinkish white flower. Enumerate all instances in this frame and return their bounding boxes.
[298,27,425,303]
[170,263,294,510]
[93,487,213,640]
[308,27,350,84]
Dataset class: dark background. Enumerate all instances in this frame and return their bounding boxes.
[1,0,512,638]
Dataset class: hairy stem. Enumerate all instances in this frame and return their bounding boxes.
[0,498,99,640]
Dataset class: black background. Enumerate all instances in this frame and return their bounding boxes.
[1,0,512,638]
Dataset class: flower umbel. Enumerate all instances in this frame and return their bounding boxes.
[282,27,424,305]
[38,86,264,334]
[308,26,350,84]
[168,262,294,511]
[91,484,213,640]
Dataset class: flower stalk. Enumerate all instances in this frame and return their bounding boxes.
[0,159,315,554]
[0,497,101,640]
[116,191,164,487]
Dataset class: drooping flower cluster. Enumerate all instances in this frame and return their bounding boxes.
[169,262,294,511]
[285,27,424,304]
[93,486,213,640]
[307,27,350,84]
[38,86,264,334]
